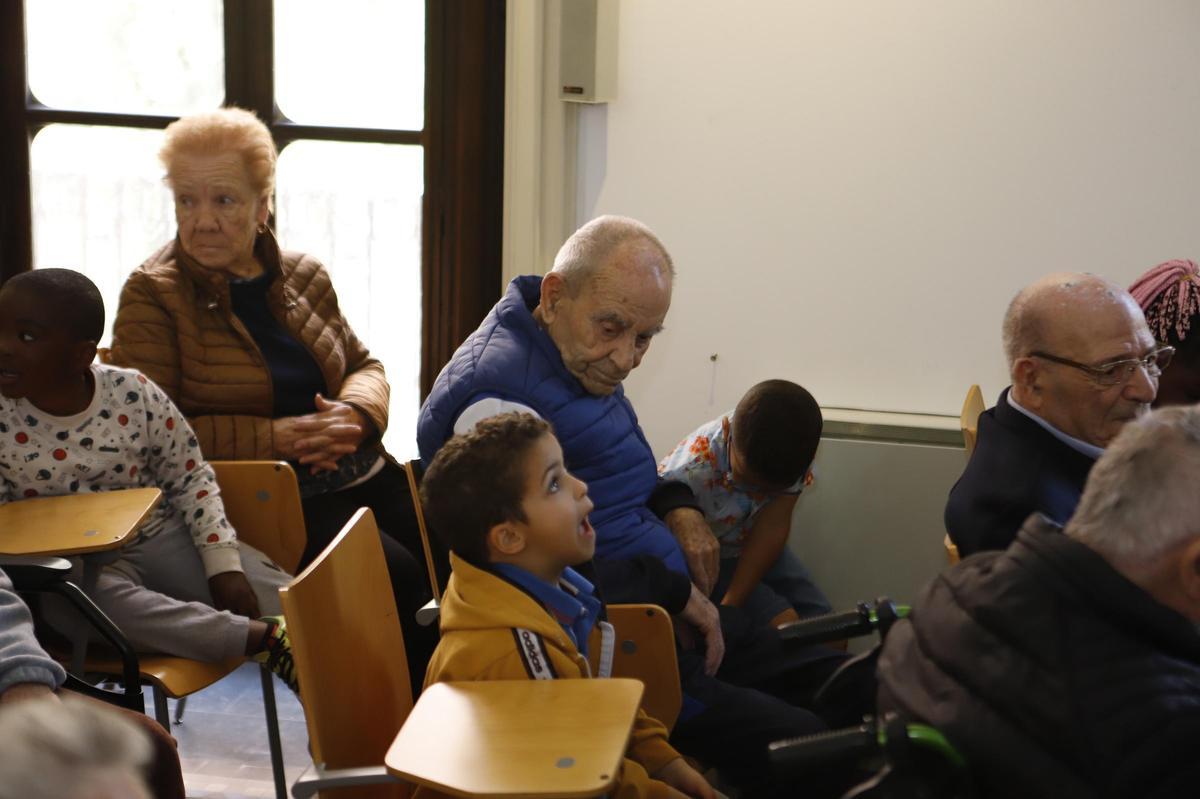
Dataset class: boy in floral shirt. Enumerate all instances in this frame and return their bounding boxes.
[658,380,830,627]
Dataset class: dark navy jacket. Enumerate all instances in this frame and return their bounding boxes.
[945,388,1096,557]
[417,276,689,575]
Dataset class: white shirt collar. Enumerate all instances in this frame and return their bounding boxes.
[1006,391,1105,461]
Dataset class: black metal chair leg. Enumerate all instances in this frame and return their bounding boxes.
[260,665,287,799]
[152,686,170,731]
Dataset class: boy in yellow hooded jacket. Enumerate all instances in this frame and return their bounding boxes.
[420,413,714,799]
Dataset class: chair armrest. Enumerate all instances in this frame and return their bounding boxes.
[0,555,72,590]
[415,597,440,627]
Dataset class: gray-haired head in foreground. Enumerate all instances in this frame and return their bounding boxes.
[550,215,674,294]
[0,694,152,799]
[1067,403,1200,568]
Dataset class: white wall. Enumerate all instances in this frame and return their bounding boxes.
[510,0,1200,457]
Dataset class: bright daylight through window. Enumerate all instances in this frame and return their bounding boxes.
[26,0,426,458]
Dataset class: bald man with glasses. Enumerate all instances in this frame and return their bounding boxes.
[946,273,1171,556]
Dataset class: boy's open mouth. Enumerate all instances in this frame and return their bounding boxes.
[0,368,19,385]
[579,517,594,539]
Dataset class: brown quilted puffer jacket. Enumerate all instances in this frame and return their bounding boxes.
[109,234,390,461]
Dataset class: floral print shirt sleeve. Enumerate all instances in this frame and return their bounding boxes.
[658,412,805,558]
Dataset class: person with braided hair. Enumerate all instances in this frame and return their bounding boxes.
[1130,259,1200,407]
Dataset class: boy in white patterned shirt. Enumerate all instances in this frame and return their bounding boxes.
[0,269,295,690]
[658,380,831,628]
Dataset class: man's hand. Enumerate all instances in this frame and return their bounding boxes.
[676,584,725,676]
[209,571,261,619]
[665,508,720,596]
[272,394,370,472]
[0,683,58,705]
[654,757,716,799]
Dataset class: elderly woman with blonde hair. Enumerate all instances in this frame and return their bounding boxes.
[110,107,436,685]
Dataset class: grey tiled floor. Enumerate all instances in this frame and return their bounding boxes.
[152,662,310,799]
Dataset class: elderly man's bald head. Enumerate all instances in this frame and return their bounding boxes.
[550,214,674,293]
[1004,272,1158,448]
[1002,273,1139,369]
[536,216,674,396]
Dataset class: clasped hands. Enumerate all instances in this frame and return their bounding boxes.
[272,393,371,473]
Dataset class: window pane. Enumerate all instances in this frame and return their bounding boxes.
[275,0,424,130]
[276,141,424,459]
[31,125,175,348]
[26,1,223,116]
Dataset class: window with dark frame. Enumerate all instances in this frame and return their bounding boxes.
[0,0,505,457]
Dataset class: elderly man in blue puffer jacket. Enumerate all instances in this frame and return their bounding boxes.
[417,215,858,792]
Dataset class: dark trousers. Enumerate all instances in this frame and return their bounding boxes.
[671,605,849,795]
[297,459,444,696]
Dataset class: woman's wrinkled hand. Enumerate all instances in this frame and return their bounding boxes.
[272,394,372,473]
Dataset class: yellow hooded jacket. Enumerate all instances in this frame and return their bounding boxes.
[421,553,683,798]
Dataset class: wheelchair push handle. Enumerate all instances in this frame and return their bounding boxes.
[767,723,877,771]
[777,603,874,645]
[777,597,910,646]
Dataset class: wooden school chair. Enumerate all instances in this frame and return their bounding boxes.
[944,385,986,565]
[403,458,443,602]
[0,487,162,712]
[86,461,306,799]
[959,384,985,456]
[0,487,161,677]
[282,506,643,799]
[588,603,682,732]
[282,505,413,798]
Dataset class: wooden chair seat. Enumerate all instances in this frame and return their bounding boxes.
[85,653,243,698]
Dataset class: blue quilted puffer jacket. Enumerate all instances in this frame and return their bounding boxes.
[417,276,689,575]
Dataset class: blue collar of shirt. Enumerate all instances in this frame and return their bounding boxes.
[1007,392,1104,460]
[491,563,602,658]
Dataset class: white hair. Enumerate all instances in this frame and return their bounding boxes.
[550,215,674,292]
[1067,404,1200,567]
[0,695,152,799]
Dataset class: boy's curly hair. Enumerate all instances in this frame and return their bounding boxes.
[420,412,552,566]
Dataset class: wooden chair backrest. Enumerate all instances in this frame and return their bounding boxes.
[943,534,961,566]
[210,461,306,574]
[947,385,985,566]
[959,384,985,457]
[281,508,412,799]
[403,460,442,601]
[588,604,681,731]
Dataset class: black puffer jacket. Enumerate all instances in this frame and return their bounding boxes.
[878,515,1200,798]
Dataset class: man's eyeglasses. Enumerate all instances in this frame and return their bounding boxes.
[1029,346,1175,387]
